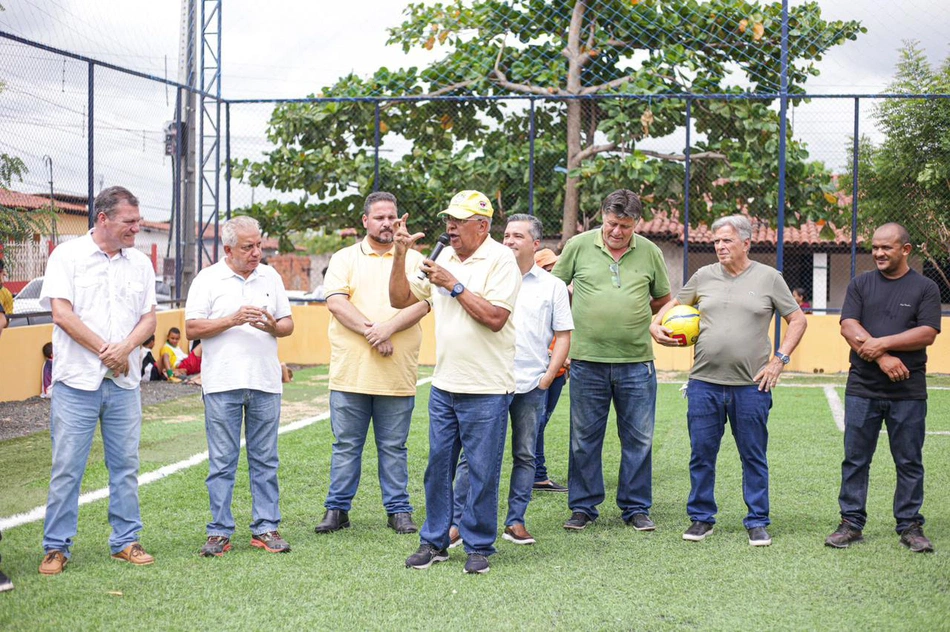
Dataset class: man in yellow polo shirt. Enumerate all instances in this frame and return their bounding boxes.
[314,192,431,536]
[390,190,522,575]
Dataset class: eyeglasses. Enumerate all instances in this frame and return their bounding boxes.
[609,263,621,288]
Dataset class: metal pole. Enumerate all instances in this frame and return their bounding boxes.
[851,97,860,279]
[374,101,381,192]
[683,98,691,285]
[528,98,536,216]
[87,62,95,228]
[225,101,232,220]
[174,87,183,301]
[774,0,789,349]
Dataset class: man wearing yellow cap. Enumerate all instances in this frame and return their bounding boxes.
[390,190,522,575]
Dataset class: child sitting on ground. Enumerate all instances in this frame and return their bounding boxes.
[159,327,186,378]
[141,335,165,382]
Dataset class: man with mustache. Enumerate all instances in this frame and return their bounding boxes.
[825,222,941,553]
[314,192,430,536]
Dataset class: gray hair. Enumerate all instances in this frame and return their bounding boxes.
[363,191,398,215]
[95,186,139,219]
[222,215,261,247]
[710,214,752,242]
[507,214,543,241]
[600,189,642,221]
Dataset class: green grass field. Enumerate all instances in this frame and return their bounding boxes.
[1,368,948,630]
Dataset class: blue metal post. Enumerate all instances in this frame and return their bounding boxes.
[87,62,95,227]
[683,98,691,285]
[225,101,232,220]
[774,0,789,349]
[528,98,536,216]
[374,101,381,192]
[851,97,860,279]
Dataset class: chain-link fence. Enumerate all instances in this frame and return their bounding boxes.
[2,1,950,316]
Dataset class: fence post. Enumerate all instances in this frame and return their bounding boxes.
[528,97,536,216]
[851,97,860,280]
[225,101,232,221]
[774,0,790,348]
[374,101,381,192]
[683,97,691,286]
[87,61,95,228]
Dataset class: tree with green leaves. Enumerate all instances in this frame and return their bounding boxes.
[234,0,863,250]
[848,41,950,289]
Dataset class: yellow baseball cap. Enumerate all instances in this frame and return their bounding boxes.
[437,190,494,219]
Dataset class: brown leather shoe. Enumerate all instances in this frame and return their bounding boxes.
[39,550,68,575]
[111,542,155,566]
[502,523,536,545]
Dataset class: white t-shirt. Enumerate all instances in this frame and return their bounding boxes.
[40,231,156,391]
[185,260,292,395]
[513,265,574,394]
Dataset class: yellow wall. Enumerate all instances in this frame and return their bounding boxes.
[2,311,948,402]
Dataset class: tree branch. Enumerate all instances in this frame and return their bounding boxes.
[380,81,476,111]
[639,150,728,162]
[489,68,560,96]
[576,142,617,162]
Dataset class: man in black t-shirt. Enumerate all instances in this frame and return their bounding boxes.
[825,223,941,553]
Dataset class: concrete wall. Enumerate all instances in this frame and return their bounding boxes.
[2,309,948,403]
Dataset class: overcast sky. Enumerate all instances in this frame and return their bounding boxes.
[1,0,948,222]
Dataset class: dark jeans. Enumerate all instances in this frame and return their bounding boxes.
[535,373,567,482]
[686,380,772,529]
[838,396,927,533]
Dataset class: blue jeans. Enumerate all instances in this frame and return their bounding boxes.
[839,396,927,533]
[568,360,657,521]
[453,387,546,527]
[44,380,143,556]
[686,379,772,529]
[420,386,508,556]
[204,389,282,537]
[535,373,567,482]
[325,391,415,514]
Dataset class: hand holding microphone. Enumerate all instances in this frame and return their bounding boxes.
[417,233,451,280]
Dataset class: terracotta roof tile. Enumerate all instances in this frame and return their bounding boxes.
[0,189,87,213]
[637,211,860,247]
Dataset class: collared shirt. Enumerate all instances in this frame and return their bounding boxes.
[552,228,670,363]
[40,231,156,391]
[325,238,425,396]
[513,265,574,394]
[185,260,292,395]
[408,236,521,394]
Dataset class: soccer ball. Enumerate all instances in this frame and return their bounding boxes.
[661,305,701,347]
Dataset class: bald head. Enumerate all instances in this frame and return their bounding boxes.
[871,222,912,279]
[873,222,911,247]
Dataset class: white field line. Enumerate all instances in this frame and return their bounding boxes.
[820,383,949,436]
[0,376,435,532]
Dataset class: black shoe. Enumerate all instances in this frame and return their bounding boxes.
[682,521,714,542]
[899,523,934,553]
[748,526,772,547]
[463,553,490,574]
[563,512,594,531]
[0,568,12,593]
[533,480,568,493]
[200,535,232,557]
[387,512,418,534]
[405,544,449,569]
[625,513,656,531]
[825,521,864,549]
[315,509,350,533]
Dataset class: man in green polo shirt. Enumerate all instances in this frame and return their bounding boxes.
[552,189,671,532]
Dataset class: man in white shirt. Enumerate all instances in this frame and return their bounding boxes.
[38,187,157,575]
[451,214,573,546]
[186,216,295,557]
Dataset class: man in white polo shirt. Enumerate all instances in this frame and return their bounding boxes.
[390,190,521,575]
[186,216,294,557]
[38,186,157,575]
[314,191,430,536]
[451,214,573,547]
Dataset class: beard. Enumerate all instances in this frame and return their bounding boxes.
[370,231,393,245]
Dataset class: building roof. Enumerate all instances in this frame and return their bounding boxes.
[0,189,87,214]
[637,211,860,248]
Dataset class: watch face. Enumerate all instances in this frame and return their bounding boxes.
[451,283,464,297]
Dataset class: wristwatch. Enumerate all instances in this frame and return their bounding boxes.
[774,351,791,365]
[450,282,465,298]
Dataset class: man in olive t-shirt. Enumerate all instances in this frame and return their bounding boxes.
[652,215,806,547]
[552,189,671,532]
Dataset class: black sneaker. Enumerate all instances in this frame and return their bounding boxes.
[682,521,714,541]
[463,553,490,574]
[200,535,232,557]
[899,523,934,553]
[748,526,772,547]
[824,521,864,549]
[405,544,449,569]
[563,512,594,531]
[533,480,568,493]
[625,513,656,531]
[0,568,12,593]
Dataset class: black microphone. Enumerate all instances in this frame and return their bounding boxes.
[417,233,451,280]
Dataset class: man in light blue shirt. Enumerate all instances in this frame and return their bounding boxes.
[453,214,573,546]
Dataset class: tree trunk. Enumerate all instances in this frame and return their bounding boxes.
[559,0,586,249]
